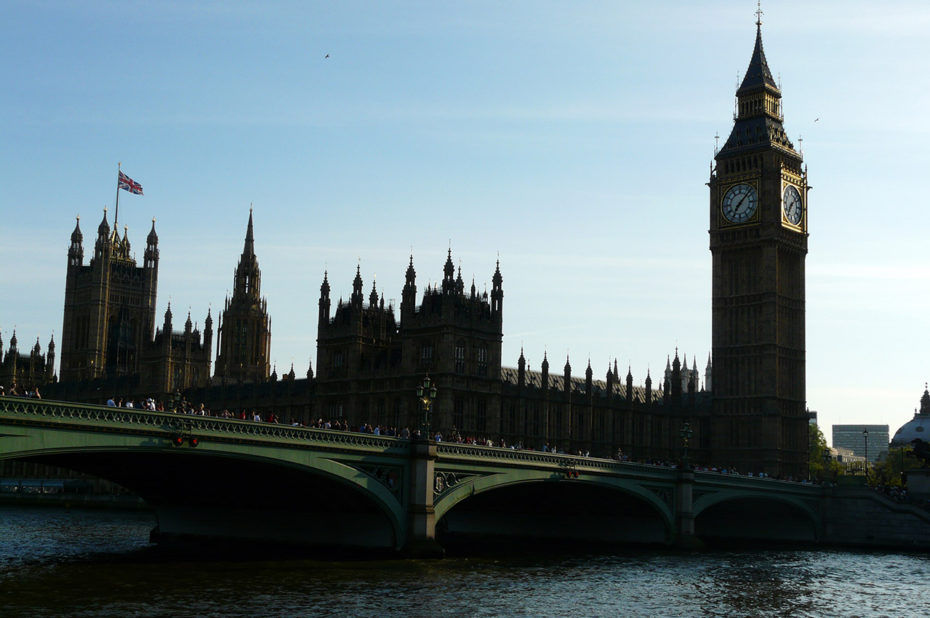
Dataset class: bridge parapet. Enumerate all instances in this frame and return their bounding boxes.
[436,442,677,477]
[0,398,408,455]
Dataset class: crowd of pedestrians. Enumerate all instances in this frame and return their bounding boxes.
[0,384,42,399]
[0,390,846,484]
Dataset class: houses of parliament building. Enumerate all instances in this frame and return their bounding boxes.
[7,18,809,477]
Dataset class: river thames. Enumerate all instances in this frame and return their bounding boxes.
[0,506,927,617]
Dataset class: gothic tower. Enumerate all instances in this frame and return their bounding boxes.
[60,210,158,381]
[214,210,271,383]
[709,15,809,477]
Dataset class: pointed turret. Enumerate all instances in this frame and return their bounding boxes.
[46,334,56,381]
[69,216,84,267]
[737,17,778,96]
[626,365,634,403]
[243,208,255,258]
[369,279,379,307]
[401,255,417,320]
[585,359,593,397]
[306,358,314,380]
[518,348,526,387]
[351,265,364,307]
[144,218,159,270]
[94,208,110,260]
[704,352,713,392]
[491,259,503,319]
[319,271,331,326]
[233,210,262,301]
[441,249,455,294]
[97,208,110,238]
[645,369,653,405]
[541,352,550,390]
[563,355,572,394]
[185,311,193,334]
[718,14,796,158]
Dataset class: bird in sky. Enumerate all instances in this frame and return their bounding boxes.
[324,53,330,59]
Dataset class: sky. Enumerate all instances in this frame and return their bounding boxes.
[2,1,929,445]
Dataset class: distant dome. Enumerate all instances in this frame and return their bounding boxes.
[891,387,930,446]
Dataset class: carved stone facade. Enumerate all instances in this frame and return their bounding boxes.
[0,331,55,391]
[51,211,211,400]
[708,20,809,478]
[213,210,271,385]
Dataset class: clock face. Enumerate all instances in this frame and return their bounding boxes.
[783,185,802,225]
[722,183,758,223]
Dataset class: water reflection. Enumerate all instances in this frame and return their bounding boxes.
[0,507,928,617]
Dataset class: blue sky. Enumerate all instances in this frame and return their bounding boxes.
[2,1,929,444]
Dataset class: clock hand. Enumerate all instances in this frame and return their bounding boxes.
[734,193,749,212]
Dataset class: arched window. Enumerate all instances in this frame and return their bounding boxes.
[477,345,488,377]
[454,340,465,374]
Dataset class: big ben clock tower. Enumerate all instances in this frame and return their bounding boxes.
[709,13,809,478]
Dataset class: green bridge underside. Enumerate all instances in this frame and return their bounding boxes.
[1,398,826,550]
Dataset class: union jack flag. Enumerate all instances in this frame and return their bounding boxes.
[118,170,144,195]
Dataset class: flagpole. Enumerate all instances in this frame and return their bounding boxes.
[114,162,121,230]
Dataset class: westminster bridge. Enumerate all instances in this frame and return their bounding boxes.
[2,398,929,554]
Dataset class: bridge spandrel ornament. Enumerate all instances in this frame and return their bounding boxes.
[644,485,674,509]
[354,464,403,499]
[433,471,483,499]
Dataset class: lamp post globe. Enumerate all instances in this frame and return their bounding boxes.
[416,375,437,439]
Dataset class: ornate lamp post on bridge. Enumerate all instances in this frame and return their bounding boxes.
[416,375,437,440]
[822,448,832,484]
[679,421,693,470]
[863,428,870,477]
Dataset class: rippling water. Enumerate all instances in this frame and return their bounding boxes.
[0,506,927,617]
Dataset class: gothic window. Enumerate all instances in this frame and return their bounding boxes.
[420,343,433,368]
[454,340,465,374]
[477,345,488,377]
[476,399,487,433]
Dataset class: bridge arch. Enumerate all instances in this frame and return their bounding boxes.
[8,443,407,551]
[434,469,675,545]
[694,491,821,543]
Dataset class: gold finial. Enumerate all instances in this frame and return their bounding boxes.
[756,0,763,27]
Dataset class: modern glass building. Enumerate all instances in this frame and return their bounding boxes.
[832,425,889,462]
